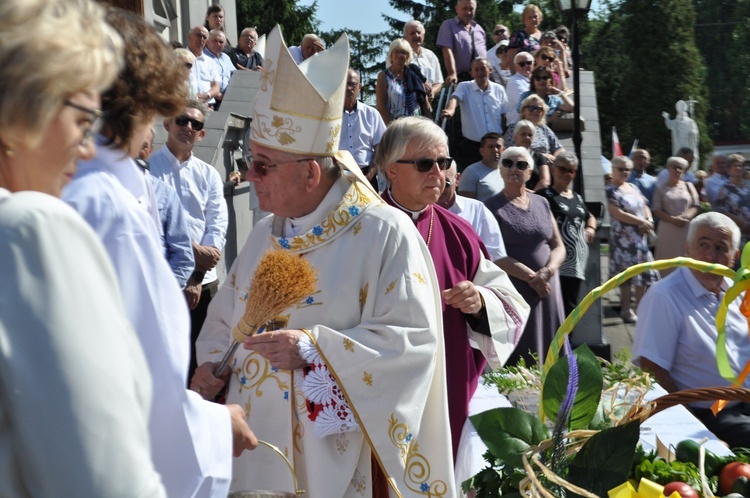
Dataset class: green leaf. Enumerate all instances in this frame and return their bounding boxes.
[469,407,550,468]
[542,344,603,430]
[567,420,641,497]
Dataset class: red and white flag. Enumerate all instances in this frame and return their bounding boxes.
[612,127,623,157]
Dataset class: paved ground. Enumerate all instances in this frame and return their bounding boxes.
[599,249,638,359]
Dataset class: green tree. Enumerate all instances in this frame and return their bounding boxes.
[725,0,750,139]
[320,29,390,103]
[236,0,319,46]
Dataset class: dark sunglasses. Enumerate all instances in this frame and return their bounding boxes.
[557,36,568,44]
[493,28,506,35]
[396,156,453,173]
[517,60,533,67]
[540,54,556,62]
[174,115,205,131]
[525,105,544,112]
[614,167,632,173]
[533,75,551,81]
[556,166,577,175]
[251,157,315,177]
[501,159,530,170]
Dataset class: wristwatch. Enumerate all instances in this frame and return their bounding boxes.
[191,270,205,283]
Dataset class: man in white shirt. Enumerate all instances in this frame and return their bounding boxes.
[441,58,510,167]
[149,100,229,379]
[340,69,386,179]
[487,23,510,82]
[187,26,220,107]
[458,132,505,201]
[632,212,750,448]
[204,29,235,107]
[288,33,325,64]
[404,20,444,102]
[438,160,507,262]
[505,52,534,125]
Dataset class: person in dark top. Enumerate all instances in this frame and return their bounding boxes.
[231,27,263,71]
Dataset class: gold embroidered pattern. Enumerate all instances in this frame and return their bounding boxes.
[326,124,341,153]
[274,182,375,253]
[351,469,367,495]
[336,432,349,455]
[293,419,304,455]
[412,272,427,285]
[388,414,449,496]
[343,337,354,352]
[259,58,274,91]
[362,371,373,386]
[208,348,224,355]
[353,222,362,235]
[236,351,289,397]
[385,279,397,295]
[359,283,368,313]
[251,113,301,146]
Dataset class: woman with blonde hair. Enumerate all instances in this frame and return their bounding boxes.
[0,0,167,495]
[606,156,659,322]
[505,94,564,164]
[375,38,429,124]
[507,4,544,67]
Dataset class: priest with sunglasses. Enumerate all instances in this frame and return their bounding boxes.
[375,117,530,482]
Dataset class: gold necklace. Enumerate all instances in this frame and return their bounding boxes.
[426,206,434,247]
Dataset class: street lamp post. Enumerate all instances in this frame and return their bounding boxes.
[558,0,592,195]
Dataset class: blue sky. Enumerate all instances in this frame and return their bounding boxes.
[301,0,603,35]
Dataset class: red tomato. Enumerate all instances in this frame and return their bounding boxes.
[662,482,699,498]
[719,462,750,495]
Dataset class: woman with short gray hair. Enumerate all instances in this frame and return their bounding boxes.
[536,151,598,315]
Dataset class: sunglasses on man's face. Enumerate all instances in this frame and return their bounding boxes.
[525,105,544,113]
[517,60,533,67]
[493,29,506,35]
[396,156,453,173]
[174,115,205,131]
[501,159,530,170]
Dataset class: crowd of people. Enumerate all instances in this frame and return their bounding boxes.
[3,0,750,496]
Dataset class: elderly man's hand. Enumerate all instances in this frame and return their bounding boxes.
[441,107,455,118]
[190,361,229,400]
[226,404,259,456]
[442,280,483,316]
[243,329,308,370]
[184,282,202,309]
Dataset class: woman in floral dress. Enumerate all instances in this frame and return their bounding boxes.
[606,156,659,323]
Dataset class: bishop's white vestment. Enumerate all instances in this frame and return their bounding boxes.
[197,175,457,497]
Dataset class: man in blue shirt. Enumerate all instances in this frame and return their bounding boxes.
[629,149,656,206]
[204,29,235,108]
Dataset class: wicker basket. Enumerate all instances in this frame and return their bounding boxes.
[517,386,750,497]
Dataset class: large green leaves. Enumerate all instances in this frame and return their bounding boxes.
[542,344,603,430]
[469,407,550,469]
[566,420,641,497]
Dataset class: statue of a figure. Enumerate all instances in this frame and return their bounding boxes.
[662,100,699,170]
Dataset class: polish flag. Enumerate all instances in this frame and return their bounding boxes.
[612,127,623,157]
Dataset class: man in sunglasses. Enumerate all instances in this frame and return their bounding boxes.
[488,24,509,83]
[193,26,458,496]
[505,52,534,124]
[149,99,228,382]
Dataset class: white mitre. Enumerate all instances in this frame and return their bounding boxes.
[250,25,347,156]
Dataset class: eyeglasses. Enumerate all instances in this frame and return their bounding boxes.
[517,60,534,67]
[493,28,506,35]
[184,62,193,69]
[190,32,208,39]
[64,100,104,145]
[614,167,632,173]
[174,115,205,131]
[445,179,454,187]
[557,36,568,44]
[251,157,315,177]
[540,55,556,62]
[556,166,577,175]
[501,159,530,170]
[395,156,453,173]
[525,105,544,112]
[497,47,508,54]
[533,76,550,81]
